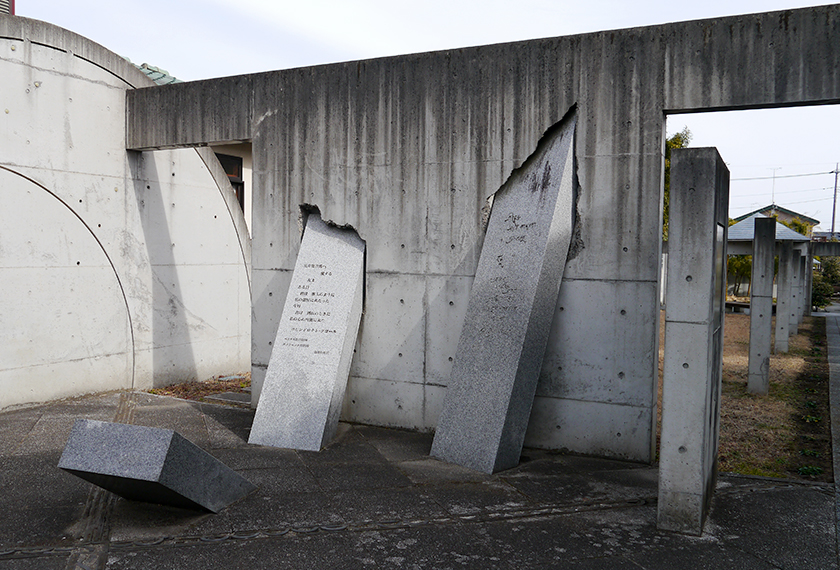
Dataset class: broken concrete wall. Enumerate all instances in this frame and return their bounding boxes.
[0,15,251,409]
[126,6,840,462]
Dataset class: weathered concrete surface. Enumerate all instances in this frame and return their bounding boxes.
[249,213,365,451]
[126,6,840,462]
[791,251,803,335]
[59,419,256,512]
[658,148,729,535]
[0,15,251,409]
[748,218,775,395]
[775,242,795,353]
[1,393,837,569]
[431,111,576,474]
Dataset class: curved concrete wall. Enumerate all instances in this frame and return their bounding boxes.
[0,16,251,409]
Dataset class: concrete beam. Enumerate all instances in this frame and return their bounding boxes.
[127,75,254,150]
[813,242,840,257]
[748,218,775,395]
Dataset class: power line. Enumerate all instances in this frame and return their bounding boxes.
[731,170,835,181]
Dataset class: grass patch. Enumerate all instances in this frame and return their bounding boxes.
[716,315,832,482]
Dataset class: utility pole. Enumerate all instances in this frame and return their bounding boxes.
[833,163,839,236]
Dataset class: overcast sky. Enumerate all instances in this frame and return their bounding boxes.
[17,1,840,228]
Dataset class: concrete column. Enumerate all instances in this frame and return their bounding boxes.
[790,251,802,335]
[774,242,794,353]
[804,243,814,316]
[796,254,807,325]
[748,218,775,395]
[658,148,729,536]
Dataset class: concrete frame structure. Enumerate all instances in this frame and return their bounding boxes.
[727,217,809,355]
[748,218,775,395]
[658,147,729,536]
[125,6,840,463]
[0,16,251,409]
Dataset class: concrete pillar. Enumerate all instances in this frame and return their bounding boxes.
[774,242,794,353]
[790,251,802,335]
[804,243,814,316]
[796,254,807,324]
[748,218,775,395]
[658,148,729,536]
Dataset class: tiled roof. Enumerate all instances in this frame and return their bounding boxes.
[728,214,809,242]
[129,61,182,85]
[733,204,819,226]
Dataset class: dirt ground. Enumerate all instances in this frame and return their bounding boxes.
[659,310,833,482]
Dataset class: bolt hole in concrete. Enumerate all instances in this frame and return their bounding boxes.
[620,309,626,315]
[679,446,687,453]
[623,247,628,252]
[686,275,692,282]
[682,363,689,369]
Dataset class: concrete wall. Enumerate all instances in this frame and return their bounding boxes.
[126,6,840,463]
[0,15,251,409]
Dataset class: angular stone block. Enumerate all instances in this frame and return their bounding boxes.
[58,419,256,513]
[249,212,365,451]
[431,110,577,474]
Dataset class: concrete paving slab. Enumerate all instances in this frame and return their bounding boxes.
[355,425,433,462]
[396,458,493,485]
[0,408,44,456]
[324,487,449,523]
[130,394,211,450]
[0,390,836,569]
[0,455,89,508]
[0,557,69,570]
[709,485,836,569]
[201,392,250,407]
[422,481,530,516]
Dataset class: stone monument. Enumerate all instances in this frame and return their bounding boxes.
[431,110,577,474]
[59,419,256,513]
[249,212,365,451]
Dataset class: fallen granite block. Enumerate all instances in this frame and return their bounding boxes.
[58,419,256,513]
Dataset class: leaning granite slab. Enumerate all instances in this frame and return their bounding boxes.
[431,110,577,474]
[58,419,256,513]
[249,212,365,451]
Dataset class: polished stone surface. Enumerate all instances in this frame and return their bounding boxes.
[249,212,365,451]
[58,419,255,513]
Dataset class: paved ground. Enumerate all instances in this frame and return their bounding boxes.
[1,323,839,569]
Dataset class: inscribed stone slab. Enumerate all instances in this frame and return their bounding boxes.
[431,110,577,474]
[58,419,255,513]
[249,212,365,451]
